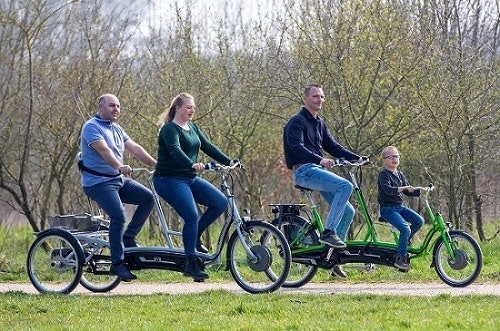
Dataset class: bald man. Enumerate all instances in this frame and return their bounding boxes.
[80,94,156,281]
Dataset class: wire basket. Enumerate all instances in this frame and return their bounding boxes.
[48,213,100,231]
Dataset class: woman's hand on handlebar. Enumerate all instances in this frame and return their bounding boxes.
[192,162,206,172]
[204,160,244,171]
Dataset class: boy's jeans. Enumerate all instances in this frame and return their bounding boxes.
[379,205,424,256]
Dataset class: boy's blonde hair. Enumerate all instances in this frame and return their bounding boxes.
[381,146,399,159]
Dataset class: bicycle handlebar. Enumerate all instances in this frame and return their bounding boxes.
[130,162,243,176]
[332,158,372,168]
[131,167,154,175]
[414,183,435,192]
[205,161,243,172]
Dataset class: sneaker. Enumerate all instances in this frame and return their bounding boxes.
[123,237,139,248]
[110,262,137,282]
[319,230,347,249]
[394,255,410,271]
[183,256,209,282]
[330,265,347,278]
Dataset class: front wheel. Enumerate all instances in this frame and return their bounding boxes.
[272,215,319,288]
[227,221,291,293]
[433,230,482,287]
[27,228,85,294]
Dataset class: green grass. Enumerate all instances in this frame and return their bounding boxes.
[1,291,499,330]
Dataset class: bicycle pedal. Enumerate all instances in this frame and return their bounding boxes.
[332,249,350,256]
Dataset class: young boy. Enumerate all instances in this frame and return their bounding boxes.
[377,146,424,271]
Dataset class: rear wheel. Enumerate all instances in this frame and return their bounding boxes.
[27,228,84,294]
[272,215,319,288]
[79,235,121,292]
[433,230,482,287]
[227,221,291,293]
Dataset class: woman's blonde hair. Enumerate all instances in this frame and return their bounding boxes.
[157,93,194,126]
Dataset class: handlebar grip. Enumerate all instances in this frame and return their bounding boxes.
[205,162,217,170]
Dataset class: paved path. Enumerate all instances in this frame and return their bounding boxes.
[2,282,499,296]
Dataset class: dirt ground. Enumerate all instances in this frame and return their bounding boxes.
[2,281,499,296]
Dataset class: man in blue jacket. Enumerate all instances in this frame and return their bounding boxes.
[283,84,365,278]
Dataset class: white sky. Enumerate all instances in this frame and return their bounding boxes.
[146,0,275,31]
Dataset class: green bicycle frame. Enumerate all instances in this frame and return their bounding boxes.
[290,164,457,262]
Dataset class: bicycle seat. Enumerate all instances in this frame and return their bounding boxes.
[294,184,312,192]
[269,204,305,215]
[378,217,388,223]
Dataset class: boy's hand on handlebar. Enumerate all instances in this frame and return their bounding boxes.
[404,185,415,193]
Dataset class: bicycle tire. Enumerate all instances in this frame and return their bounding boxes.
[272,215,319,288]
[27,228,85,294]
[432,230,482,287]
[226,220,291,293]
[79,238,121,293]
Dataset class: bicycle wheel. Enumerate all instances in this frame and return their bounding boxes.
[27,228,84,294]
[227,220,291,293]
[433,230,482,287]
[272,215,319,288]
[79,238,121,293]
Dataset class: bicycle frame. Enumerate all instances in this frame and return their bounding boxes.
[127,165,259,266]
[272,159,483,288]
[293,162,455,260]
[27,162,291,294]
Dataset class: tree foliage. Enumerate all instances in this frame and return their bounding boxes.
[0,0,498,241]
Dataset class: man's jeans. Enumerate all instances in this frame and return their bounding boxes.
[379,205,424,256]
[153,175,228,257]
[83,177,154,265]
[294,164,354,237]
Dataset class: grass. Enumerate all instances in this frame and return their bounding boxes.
[0,291,498,330]
[0,223,498,330]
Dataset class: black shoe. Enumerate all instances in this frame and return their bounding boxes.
[394,254,410,271]
[330,265,347,278]
[319,230,347,249]
[110,263,137,282]
[183,256,209,282]
[196,240,209,254]
[123,237,139,248]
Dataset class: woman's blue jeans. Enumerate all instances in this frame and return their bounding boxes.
[83,177,154,265]
[379,205,424,256]
[294,164,354,237]
[153,175,228,257]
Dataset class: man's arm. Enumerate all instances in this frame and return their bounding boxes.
[322,128,360,162]
[124,139,157,168]
[91,140,124,170]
